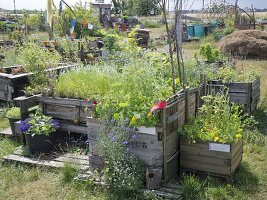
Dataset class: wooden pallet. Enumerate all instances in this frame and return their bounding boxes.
[3,146,105,186]
[142,182,183,199]
[0,127,13,136]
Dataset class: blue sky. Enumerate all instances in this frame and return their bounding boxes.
[0,0,266,10]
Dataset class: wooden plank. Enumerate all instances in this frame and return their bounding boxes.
[148,189,182,199]
[0,127,13,136]
[181,152,231,166]
[230,140,243,158]
[181,159,231,175]
[60,123,87,134]
[40,97,95,107]
[181,145,231,159]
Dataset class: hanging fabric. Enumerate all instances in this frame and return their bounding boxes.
[70,19,76,39]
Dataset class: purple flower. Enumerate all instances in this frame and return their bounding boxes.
[131,134,137,139]
[52,120,61,129]
[112,137,116,142]
[122,141,128,145]
[134,127,139,132]
[19,118,32,133]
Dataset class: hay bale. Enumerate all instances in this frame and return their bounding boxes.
[218,30,267,59]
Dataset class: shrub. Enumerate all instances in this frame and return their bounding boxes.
[6,107,20,119]
[196,43,225,63]
[97,120,145,192]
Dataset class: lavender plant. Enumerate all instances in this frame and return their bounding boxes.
[97,120,145,191]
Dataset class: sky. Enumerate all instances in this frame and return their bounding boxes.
[0,0,266,11]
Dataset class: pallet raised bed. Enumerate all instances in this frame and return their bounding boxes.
[208,78,260,112]
[180,137,243,181]
[0,63,77,102]
[14,84,205,182]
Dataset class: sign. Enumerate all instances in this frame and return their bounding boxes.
[209,143,230,153]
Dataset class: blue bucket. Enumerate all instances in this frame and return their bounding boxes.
[194,24,205,38]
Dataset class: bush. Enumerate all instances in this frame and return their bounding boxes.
[97,120,146,192]
[6,107,20,119]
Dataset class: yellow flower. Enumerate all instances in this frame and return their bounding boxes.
[235,133,242,139]
[214,137,219,142]
[130,116,137,125]
[147,112,152,118]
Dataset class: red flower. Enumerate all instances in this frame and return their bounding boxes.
[150,100,167,113]
[93,100,97,105]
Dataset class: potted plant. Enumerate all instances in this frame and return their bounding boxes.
[20,109,60,154]
[6,107,21,134]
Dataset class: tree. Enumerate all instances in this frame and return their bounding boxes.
[134,0,159,16]
[27,14,41,31]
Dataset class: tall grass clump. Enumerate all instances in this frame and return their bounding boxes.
[181,174,206,200]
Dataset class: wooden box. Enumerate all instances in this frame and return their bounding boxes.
[0,64,77,102]
[180,137,243,178]
[208,78,260,112]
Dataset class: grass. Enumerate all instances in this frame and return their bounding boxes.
[0,32,267,199]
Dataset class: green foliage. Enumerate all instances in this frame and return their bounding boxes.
[55,49,174,127]
[133,0,159,16]
[183,94,244,144]
[197,43,225,62]
[142,20,161,28]
[18,41,61,95]
[60,163,78,183]
[57,37,79,62]
[103,34,122,51]
[97,121,145,192]
[27,14,41,31]
[54,4,100,38]
[181,174,206,200]
[6,107,20,119]
[20,109,59,136]
[217,66,261,83]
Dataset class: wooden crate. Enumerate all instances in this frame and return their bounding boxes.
[180,137,243,179]
[0,64,77,102]
[208,78,260,112]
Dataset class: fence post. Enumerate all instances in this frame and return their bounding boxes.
[185,89,189,123]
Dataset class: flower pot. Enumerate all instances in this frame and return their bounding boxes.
[25,132,56,154]
[8,118,20,135]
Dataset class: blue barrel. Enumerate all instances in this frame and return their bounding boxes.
[187,25,195,38]
[194,24,205,38]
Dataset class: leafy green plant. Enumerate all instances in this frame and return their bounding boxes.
[55,49,174,127]
[217,66,260,83]
[6,107,20,119]
[183,94,243,144]
[196,43,225,63]
[60,163,78,183]
[103,33,122,51]
[19,109,60,136]
[181,174,206,200]
[97,120,145,192]
[18,41,61,95]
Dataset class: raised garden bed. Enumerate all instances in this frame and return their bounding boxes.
[13,84,205,182]
[208,78,260,112]
[180,137,243,181]
[0,63,77,102]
